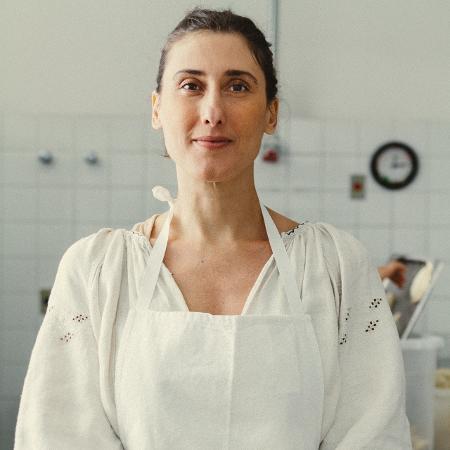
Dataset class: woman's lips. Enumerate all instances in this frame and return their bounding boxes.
[193,139,232,149]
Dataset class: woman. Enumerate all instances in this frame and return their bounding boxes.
[15,7,412,449]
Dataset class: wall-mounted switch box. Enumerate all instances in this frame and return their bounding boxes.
[351,174,366,199]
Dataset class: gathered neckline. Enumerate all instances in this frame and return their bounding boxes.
[280,221,309,237]
[127,220,310,250]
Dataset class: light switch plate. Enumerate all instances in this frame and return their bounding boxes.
[351,174,366,199]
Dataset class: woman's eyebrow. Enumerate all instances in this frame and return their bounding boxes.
[173,69,258,85]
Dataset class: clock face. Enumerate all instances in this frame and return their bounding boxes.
[370,142,419,190]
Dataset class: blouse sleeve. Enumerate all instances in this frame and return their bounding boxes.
[318,223,413,450]
[14,231,124,450]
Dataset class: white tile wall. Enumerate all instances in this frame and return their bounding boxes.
[2,224,37,257]
[111,153,147,186]
[430,157,450,190]
[0,333,36,366]
[1,113,450,446]
[111,187,145,227]
[74,149,110,187]
[2,151,39,185]
[37,116,74,154]
[322,191,360,227]
[3,115,38,152]
[259,189,289,216]
[392,227,429,255]
[429,122,450,155]
[288,155,322,189]
[286,116,322,154]
[37,223,75,257]
[146,153,177,187]
[3,187,38,220]
[433,264,450,297]
[74,187,110,223]
[359,120,395,157]
[74,116,111,155]
[0,398,20,450]
[429,228,450,261]
[0,292,41,332]
[323,119,359,155]
[427,299,450,335]
[359,192,392,226]
[359,227,392,264]
[109,116,146,152]
[288,191,321,223]
[74,223,112,241]
[38,187,74,222]
[323,155,363,189]
[254,154,288,190]
[430,193,450,225]
[37,256,61,290]
[392,192,428,227]
[37,153,76,185]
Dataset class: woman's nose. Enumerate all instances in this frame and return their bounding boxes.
[200,91,225,126]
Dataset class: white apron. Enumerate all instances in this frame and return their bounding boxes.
[115,187,325,450]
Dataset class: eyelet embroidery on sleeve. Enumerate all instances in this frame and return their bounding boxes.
[339,307,351,345]
[369,297,383,309]
[340,297,384,342]
[60,332,74,342]
[45,302,89,343]
[58,313,89,343]
[365,319,380,332]
[365,298,381,333]
[72,313,88,323]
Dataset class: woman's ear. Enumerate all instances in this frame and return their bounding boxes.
[151,91,162,129]
[264,97,279,135]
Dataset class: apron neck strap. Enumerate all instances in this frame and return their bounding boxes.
[258,198,306,316]
[136,186,306,316]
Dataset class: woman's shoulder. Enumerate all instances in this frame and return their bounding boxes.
[60,227,128,276]
[293,221,371,279]
[271,209,365,254]
[303,221,368,256]
[295,222,372,304]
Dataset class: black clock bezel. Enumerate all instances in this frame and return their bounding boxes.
[370,141,419,190]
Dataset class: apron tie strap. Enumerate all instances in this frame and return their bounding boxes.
[152,185,176,209]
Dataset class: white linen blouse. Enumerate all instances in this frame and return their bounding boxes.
[14,215,412,449]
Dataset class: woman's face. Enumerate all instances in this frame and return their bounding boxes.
[151,31,278,183]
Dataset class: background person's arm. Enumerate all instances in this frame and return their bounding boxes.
[378,260,407,288]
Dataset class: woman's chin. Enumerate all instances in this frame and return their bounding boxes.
[189,165,238,183]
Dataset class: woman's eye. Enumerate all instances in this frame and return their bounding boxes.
[230,83,249,92]
[179,81,249,93]
[180,82,199,91]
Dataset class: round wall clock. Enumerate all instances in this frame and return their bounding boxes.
[370,141,419,190]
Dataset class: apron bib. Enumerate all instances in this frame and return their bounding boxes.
[115,187,325,450]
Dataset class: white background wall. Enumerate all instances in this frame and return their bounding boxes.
[1,0,450,119]
[1,1,450,448]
